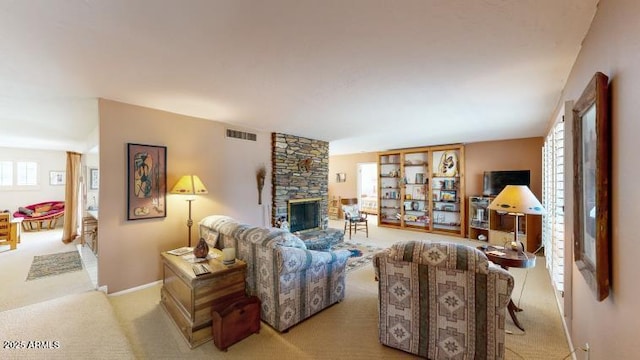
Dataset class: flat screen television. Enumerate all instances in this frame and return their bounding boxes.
[483,170,531,196]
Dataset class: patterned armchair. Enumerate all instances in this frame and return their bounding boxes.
[373,241,514,359]
[199,215,351,332]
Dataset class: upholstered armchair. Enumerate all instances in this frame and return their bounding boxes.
[373,241,514,359]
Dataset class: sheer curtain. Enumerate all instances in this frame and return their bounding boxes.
[62,151,82,244]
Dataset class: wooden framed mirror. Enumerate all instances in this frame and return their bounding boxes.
[572,72,610,301]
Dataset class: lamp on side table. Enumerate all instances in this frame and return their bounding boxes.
[170,175,208,247]
[487,185,545,252]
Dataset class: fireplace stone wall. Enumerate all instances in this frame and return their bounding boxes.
[272,133,329,227]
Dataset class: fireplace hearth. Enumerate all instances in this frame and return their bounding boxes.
[288,198,321,233]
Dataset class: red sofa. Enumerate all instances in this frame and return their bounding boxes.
[13,201,65,231]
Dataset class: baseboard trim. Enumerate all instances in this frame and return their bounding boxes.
[108,280,162,297]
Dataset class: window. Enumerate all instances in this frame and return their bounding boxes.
[16,161,38,186]
[0,161,12,186]
[543,118,565,292]
[0,161,38,189]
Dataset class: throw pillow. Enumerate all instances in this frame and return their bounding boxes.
[35,204,52,213]
[19,207,34,216]
[342,205,360,219]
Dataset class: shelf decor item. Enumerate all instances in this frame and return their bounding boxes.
[572,71,610,301]
[440,190,456,202]
[170,174,208,246]
[127,143,167,221]
[487,185,545,252]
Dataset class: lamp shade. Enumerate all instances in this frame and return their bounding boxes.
[170,175,208,195]
[487,185,545,215]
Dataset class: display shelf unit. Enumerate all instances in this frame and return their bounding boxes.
[377,144,465,237]
[468,196,492,241]
[402,149,430,231]
[378,152,402,227]
[430,146,465,236]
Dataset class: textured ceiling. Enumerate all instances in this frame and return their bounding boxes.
[0,0,597,154]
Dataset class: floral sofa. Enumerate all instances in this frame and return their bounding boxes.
[373,241,514,359]
[199,215,351,332]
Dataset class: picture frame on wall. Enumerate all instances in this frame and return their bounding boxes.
[49,171,65,185]
[89,168,99,190]
[127,143,167,220]
[572,72,610,301]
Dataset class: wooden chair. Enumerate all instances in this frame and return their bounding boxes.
[341,201,368,239]
[0,213,17,250]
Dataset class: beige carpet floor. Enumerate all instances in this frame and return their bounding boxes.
[0,228,94,312]
[0,291,135,360]
[109,218,572,360]
[0,219,571,359]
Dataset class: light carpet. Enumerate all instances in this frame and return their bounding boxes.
[26,250,83,281]
[0,291,135,360]
[0,228,94,312]
[0,220,571,359]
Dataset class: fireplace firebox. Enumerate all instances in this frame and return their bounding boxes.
[288,198,321,233]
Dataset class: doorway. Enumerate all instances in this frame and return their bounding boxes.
[357,162,378,215]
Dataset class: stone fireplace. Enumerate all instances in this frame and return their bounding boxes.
[271,133,329,227]
[288,198,321,232]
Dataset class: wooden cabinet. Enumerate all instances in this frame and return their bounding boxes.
[488,210,540,252]
[377,144,465,237]
[328,197,340,220]
[160,251,247,348]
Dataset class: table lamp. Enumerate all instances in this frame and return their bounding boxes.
[487,185,545,251]
[171,175,208,247]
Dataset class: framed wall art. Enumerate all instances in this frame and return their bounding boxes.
[127,143,167,220]
[572,72,610,301]
[89,168,99,190]
[50,171,65,185]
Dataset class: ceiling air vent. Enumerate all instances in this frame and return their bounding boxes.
[226,129,257,141]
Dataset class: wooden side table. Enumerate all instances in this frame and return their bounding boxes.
[160,249,247,348]
[479,245,536,331]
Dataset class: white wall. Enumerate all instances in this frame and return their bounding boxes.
[550,0,640,358]
[0,146,66,212]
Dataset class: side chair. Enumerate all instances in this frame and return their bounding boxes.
[341,204,368,239]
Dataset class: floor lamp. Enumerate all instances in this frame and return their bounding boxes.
[487,185,545,252]
[170,175,208,247]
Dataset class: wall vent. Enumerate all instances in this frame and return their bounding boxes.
[226,129,257,141]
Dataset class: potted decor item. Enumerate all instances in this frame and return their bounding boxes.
[257,167,266,205]
[193,237,209,258]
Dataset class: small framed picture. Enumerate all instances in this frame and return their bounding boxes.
[89,168,99,190]
[336,172,346,183]
[49,171,65,185]
[415,173,424,184]
[441,190,456,202]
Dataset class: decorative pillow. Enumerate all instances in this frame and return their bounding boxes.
[19,207,34,216]
[342,205,360,219]
[35,204,52,213]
